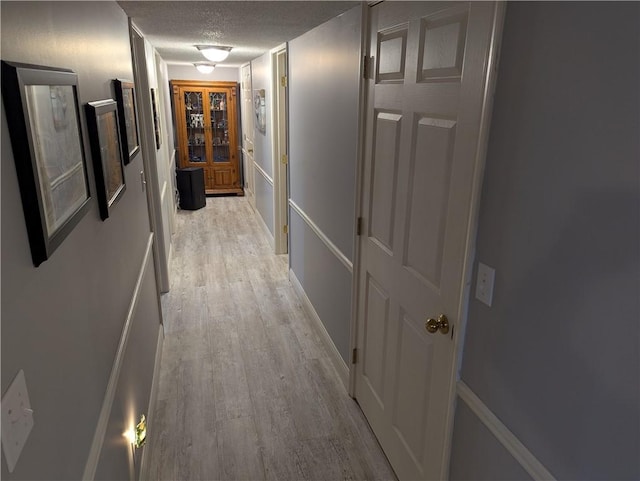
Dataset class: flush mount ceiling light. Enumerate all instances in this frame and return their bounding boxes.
[196,45,232,63]
[194,63,216,74]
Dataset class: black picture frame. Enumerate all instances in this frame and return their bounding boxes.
[150,87,161,149]
[85,100,126,220]
[112,79,140,164]
[1,60,92,267]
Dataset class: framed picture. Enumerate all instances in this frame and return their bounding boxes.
[112,79,140,164]
[254,88,266,133]
[150,88,161,149]
[85,100,126,220]
[1,61,92,267]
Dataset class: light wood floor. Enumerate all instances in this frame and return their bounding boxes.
[145,197,396,481]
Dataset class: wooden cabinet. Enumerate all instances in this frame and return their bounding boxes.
[171,80,243,195]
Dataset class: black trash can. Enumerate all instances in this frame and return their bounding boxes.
[176,167,206,210]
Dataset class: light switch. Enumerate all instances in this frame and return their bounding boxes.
[2,370,34,473]
[475,262,495,306]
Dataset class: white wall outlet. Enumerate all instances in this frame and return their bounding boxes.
[475,262,496,307]
[2,370,34,473]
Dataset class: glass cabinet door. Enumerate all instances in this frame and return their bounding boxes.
[184,90,206,163]
[209,91,230,163]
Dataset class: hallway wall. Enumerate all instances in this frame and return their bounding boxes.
[167,64,240,83]
[449,3,640,480]
[251,52,275,240]
[288,5,363,364]
[1,2,162,479]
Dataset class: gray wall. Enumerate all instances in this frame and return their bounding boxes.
[167,64,240,83]
[451,3,640,480]
[288,5,362,363]
[251,52,275,237]
[450,402,532,481]
[1,2,162,479]
[255,172,275,237]
[289,6,361,262]
[94,254,160,481]
[290,213,353,360]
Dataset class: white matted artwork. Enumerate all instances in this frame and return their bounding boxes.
[254,89,266,133]
[26,85,89,235]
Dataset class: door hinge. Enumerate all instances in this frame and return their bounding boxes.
[281,75,288,88]
[281,154,288,165]
[283,224,288,234]
[352,348,358,364]
[356,217,363,236]
[363,56,373,79]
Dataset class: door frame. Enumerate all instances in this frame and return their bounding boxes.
[348,2,507,478]
[240,62,256,210]
[129,21,170,295]
[271,43,289,255]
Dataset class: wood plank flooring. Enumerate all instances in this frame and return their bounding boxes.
[145,197,396,481]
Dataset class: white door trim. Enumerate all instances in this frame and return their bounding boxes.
[271,43,288,255]
[348,2,507,478]
[240,62,256,210]
[348,2,369,397]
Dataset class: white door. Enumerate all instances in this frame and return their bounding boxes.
[354,2,502,480]
[240,63,255,209]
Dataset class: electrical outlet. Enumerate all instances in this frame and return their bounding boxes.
[475,262,495,306]
[2,370,34,473]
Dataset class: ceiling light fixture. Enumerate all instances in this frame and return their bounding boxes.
[194,63,216,74]
[196,45,232,63]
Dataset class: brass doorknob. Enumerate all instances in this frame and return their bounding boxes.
[425,314,449,335]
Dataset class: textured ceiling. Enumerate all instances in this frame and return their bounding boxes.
[118,1,360,67]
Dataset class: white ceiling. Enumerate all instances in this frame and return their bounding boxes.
[117,1,360,67]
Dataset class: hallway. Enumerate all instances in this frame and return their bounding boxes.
[145,197,396,480]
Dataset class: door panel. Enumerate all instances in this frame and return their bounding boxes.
[370,112,402,251]
[354,2,500,480]
[214,169,232,186]
[419,7,468,81]
[362,274,390,408]
[391,311,434,465]
[405,116,457,287]
[378,26,408,81]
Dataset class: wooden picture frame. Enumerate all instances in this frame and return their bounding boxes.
[85,100,126,220]
[1,61,92,266]
[150,87,162,149]
[112,79,140,164]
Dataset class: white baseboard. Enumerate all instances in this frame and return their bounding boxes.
[82,234,155,480]
[138,324,164,480]
[289,268,349,390]
[457,381,555,481]
[254,206,275,249]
